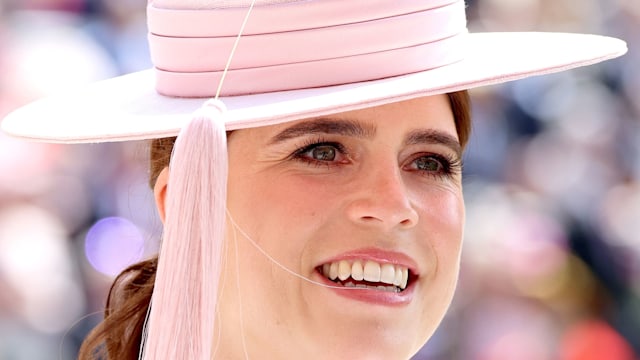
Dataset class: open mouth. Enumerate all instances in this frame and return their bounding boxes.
[317,260,413,293]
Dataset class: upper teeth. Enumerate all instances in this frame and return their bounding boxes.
[321,260,409,290]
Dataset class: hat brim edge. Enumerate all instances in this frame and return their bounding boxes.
[1,32,628,144]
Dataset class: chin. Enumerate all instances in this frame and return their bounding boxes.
[314,319,432,360]
[329,341,423,360]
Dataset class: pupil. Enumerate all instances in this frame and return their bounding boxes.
[312,146,336,161]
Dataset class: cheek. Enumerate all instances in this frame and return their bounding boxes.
[249,176,330,217]
[227,171,339,255]
[415,186,465,267]
[413,188,464,336]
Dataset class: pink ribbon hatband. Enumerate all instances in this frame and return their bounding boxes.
[147,0,468,97]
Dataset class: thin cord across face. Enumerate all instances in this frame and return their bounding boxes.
[225,209,367,291]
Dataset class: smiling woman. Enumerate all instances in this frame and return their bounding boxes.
[83,92,470,359]
[208,94,464,358]
[0,0,626,359]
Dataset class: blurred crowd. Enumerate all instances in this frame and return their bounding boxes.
[0,0,638,359]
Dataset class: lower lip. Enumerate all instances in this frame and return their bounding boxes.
[314,271,416,306]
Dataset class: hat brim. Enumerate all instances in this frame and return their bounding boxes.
[1,32,627,143]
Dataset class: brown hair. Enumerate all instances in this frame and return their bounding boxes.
[78,90,471,359]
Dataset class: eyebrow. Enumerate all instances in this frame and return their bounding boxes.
[405,129,462,158]
[268,118,376,144]
[268,118,461,157]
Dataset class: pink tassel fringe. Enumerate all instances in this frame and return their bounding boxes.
[143,101,228,359]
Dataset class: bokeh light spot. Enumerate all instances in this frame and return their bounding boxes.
[85,217,144,276]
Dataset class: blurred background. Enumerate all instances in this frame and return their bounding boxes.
[0,0,638,359]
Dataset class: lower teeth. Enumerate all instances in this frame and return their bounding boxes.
[343,281,400,293]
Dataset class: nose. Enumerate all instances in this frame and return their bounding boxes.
[345,164,419,231]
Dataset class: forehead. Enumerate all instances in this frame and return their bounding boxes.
[248,94,457,138]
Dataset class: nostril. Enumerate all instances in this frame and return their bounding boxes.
[353,212,418,228]
[346,197,418,229]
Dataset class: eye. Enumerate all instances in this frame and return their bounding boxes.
[404,153,461,179]
[414,156,443,172]
[291,140,348,166]
[308,144,337,161]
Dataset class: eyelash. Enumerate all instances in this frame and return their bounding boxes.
[290,138,462,179]
[290,138,348,167]
[406,152,463,180]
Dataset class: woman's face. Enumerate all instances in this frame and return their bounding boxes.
[220,95,464,359]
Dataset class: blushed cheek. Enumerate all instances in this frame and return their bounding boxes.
[443,193,465,241]
[420,190,465,266]
[231,174,333,247]
[419,191,464,314]
[263,175,339,217]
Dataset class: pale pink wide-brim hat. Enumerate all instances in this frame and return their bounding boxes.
[1,0,628,143]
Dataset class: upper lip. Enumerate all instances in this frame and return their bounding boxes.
[316,247,420,276]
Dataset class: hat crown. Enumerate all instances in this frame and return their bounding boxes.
[148,0,469,97]
[153,0,299,9]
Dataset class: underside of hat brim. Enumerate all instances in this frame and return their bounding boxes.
[1,32,628,144]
